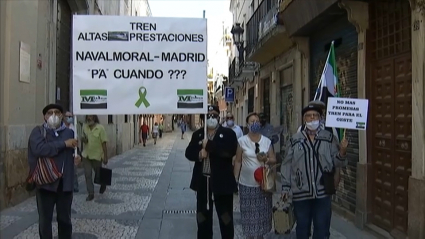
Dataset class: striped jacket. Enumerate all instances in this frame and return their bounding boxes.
[280,130,347,201]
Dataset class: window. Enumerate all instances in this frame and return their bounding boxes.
[108,115,113,124]
[262,78,270,122]
[248,87,254,113]
[125,115,129,123]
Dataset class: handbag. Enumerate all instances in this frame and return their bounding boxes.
[94,165,112,186]
[273,199,295,234]
[316,153,336,195]
[26,126,63,187]
[261,163,280,193]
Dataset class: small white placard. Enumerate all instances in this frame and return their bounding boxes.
[325,97,369,130]
[19,41,31,83]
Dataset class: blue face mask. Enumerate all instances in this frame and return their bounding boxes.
[66,117,73,124]
[249,122,261,133]
[226,120,234,127]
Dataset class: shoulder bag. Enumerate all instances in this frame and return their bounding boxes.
[26,126,63,188]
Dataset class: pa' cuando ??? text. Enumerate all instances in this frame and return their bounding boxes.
[75,51,205,62]
[327,100,362,123]
[89,69,188,80]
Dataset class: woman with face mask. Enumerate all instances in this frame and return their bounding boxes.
[234,112,277,239]
[280,105,349,239]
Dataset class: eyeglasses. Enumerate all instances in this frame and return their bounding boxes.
[46,110,62,116]
[304,113,320,120]
[255,143,260,154]
[207,114,219,119]
[226,117,234,120]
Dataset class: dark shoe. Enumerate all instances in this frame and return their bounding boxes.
[86,194,94,201]
[143,144,146,147]
[99,185,107,194]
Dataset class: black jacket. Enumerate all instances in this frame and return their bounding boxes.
[185,126,238,195]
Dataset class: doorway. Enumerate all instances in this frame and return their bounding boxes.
[55,0,72,109]
[368,0,412,234]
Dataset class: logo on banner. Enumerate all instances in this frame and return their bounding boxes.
[177,89,204,109]
[135,86,150,108]
[107,31,129,41]
[80,89,108,109]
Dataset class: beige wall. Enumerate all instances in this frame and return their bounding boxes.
[0,0,53,210]
[256,47,303,153]
[0,0,141,210]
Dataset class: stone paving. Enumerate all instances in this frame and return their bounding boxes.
[0,133,175,239]
[0,131,377,239]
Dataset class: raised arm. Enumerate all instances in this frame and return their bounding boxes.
[29,127,66,158]
[331,135,347,168]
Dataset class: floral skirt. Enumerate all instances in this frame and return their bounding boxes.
[239,184,273,237]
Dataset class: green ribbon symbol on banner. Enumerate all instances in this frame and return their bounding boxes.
[135,86,150,108]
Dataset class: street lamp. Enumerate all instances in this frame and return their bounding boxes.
[231,23,244,50]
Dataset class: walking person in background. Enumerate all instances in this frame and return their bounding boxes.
[159,122,164,138]
[185,105,238,239]
[63,111,80,193]
[152,122,159,145]
[139,121,149,147]
[281,105,348,239]
[180,119,187,139]
[28,104,79,239]
[234,112,276,238]
[81,115,108,201]
[258,113,279,150]
[224,112,244,139]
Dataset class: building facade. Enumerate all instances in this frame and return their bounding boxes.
[229,0,425,238]
[0,0,151,210]
[211,20,233,119]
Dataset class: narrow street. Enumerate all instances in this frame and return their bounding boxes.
[0,131,376,239]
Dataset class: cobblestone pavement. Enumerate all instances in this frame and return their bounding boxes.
[0,131,377,239]
[1,133,175,239]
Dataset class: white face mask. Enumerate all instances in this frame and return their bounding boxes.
[206,118,218,129]
[306,120,320,131]
[47,114,61,129]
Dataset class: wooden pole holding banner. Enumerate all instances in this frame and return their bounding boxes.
[74,115,78,156]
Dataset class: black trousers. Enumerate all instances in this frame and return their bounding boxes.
[36,181,73,239]
[196,176,234,239]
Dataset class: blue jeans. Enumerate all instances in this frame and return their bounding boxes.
[293,196,332,239]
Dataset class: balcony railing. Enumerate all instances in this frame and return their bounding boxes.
[246,0,279,56]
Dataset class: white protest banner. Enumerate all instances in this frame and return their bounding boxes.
[72,15,207,115]
[325,97,369,130]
